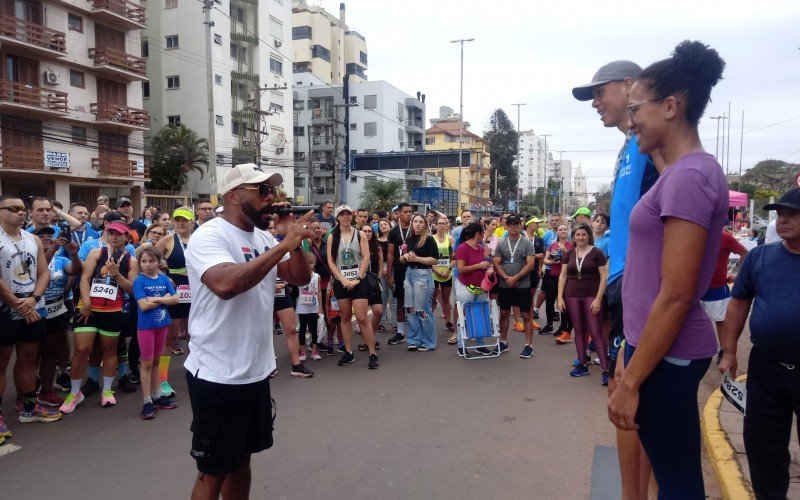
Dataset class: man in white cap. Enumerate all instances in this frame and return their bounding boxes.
[185,163,314,498]
[573,60,661,499]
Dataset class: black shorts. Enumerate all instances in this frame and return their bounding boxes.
[367,281,382,306]
[434,278,452,288]
[498,287,532,312]
[392,268,407,299]
[186,371,274,475]
[168,303,191,319]
[46,313,71,335]
[274,292,295,312]
[607,277,624,373]
[333,278,370,301]
[529,271,540,290]
[0,313,46,346]
[74,311,125,337]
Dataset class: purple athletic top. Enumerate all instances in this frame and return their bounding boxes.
[622,152,728,359]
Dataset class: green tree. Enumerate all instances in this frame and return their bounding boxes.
[358,179,406,213]
[591,184,612,213]
[147,125,210,192]
[741,159,799,195]
[483,109,518,204]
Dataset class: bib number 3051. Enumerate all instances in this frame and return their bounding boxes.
[90,280,118,300]
[720,370,747,415]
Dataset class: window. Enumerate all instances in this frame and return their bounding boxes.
[398,128,404,141]
[293,100,304,110]
[360,51,367,65]
[349,96,357,104]
[269,102,283,112]
[69,70,85,88]
[350,123,357,130]
[293,126,304,136]
[213,33,222,45]
[214,74,222,85]
[292,26,311,40]
[231,120,241,136]
[230,42,238,59]
[215,115,224,125]
[268,16,282,40]
[311,45,331,62]
[168,115,181,126]
[364,95,377,109]
[230,5,245,23]
[71,126,86,144]
[364,122,377,137]
[165,0,177,7]
[397,103,404,120]
[231,81,247,99]
[67,13,82,32]
[425,137,435,145]
[141,40,149,57]
[142,81,149,98]
[166,75,180,89]
[269,57,282,75]
[364,149,377,154]
[165,35,179,48]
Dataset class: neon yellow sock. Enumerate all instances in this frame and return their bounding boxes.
[159,355,171,382]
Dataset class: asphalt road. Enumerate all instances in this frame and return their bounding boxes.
[1,312,724,499]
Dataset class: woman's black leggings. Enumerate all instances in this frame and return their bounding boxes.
[543,273,572,331]
[298,313,319,346]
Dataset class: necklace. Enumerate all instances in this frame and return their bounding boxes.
[0,227,32,276]
[575,245,593,280]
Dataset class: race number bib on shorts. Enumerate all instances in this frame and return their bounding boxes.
[177,284,192,304]
[720,370,746,415]
[438,258,450,268]
[45,299,66,318]
[340,266,359,280]
[90,279,118,300]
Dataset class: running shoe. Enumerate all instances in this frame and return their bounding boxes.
[553,312,561,323]
[141,402,156,420]
[445,322,455,332]
[326,344,335,356]
[407,344,418,351]
[274,325,284,335]
[54,372,71,392]
[101,390,117,407]
[570,365,589,377]
[338,341,345,351]
[514,322,525,332]
[299,351,307,362]
[0,412,11,437]
[601,370,610,387]
[388,333,406,345]
[491,342,509,355]
[392,325,398,333]
[154,396,178,409]
[539,325,554,335]
[530,320,541,330]
[128,368,141,385]
[19,403,62,423]
[161,381,176,399]
[118,375,137,394]
[82,378,100,398]
[0,436,4,445]
[376,324,386,333]
[311,350,322,361]
[357,343,369,352]
[593,357,601,366]
[59,392,85,414]
[476,346,493,356]
[457,347,467,357]
[573,356,591,367]
[588,339,596,352]
[368,353,379,370]
[337,351,355,366]
[520,344,534,359]
[555,332,573,344]
[533,309,540,319]
[37,390,64,407]
[269,368,278,379]
[172,345,185,355]
[417,346,431,352]
[290,364,314,378]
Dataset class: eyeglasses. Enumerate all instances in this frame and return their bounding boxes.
[149,231,166,237]
[236,184,276,198]
[626,97,666,119]
[197,207,214,211]
[1,205,26,213]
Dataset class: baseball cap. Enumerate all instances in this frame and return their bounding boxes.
[116,196,132,208]
[32,226,56,236]
[172,207,196,221]
[763,188,800,212]
[106,222,130,234]
[525,216,542,226]
[506,214,522,225]
[572,207,592,218]
[335,205,353,217]
[218,163,282,195]
[455,216,462,224]
[572,60,642,101]
[103,210,125,223]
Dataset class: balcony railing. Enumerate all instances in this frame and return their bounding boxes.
[405,117,423,128]
[311,108,332,120]
[90,0,146,27]
[0,80,67,113]
[0,146,44,170]
[0,15,66,54]
[89,47,146,78]
[90,102,150,129]
[312,136,333,145]
[92,156,148,177]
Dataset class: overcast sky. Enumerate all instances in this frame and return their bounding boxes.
[312,0,800,197]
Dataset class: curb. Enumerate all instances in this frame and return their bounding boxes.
[701,376,753,500]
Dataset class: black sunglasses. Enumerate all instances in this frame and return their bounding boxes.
[237,184,276,198]
[1,205,26,213]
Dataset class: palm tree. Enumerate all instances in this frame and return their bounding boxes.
[359,179,406,213]
[147,125,209,192]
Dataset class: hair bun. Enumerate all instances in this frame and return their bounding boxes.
[672,40,725,87]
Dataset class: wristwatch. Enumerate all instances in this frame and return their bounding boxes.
[32,294,42,302]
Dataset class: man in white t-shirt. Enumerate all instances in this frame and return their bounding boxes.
[184,163,314,499]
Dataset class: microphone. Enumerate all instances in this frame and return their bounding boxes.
[265,205,319,216]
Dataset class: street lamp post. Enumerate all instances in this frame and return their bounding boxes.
[451,37,474,211]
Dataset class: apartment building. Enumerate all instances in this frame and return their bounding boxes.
[144,0,294,199]
[0,0,149,207]
[551,158,574,214]
[292,73,425,206]
[291,0,366,86]
[423,107,490,210]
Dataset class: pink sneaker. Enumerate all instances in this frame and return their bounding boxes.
[59,392,85,414]
[299,351,307,362]
[101,390,117,407]
[311,350,322,360]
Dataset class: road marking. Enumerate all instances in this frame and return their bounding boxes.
[590,445,621,500]
[0,443,21,458]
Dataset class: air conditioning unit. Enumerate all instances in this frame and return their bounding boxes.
[274,39,282,48]
[43,69,60,85]
[242,138,251,146]
[275,147,284,155]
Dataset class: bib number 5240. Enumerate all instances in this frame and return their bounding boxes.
[90,280,118,300]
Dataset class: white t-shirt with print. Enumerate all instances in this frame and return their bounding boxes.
[185,217,289,384]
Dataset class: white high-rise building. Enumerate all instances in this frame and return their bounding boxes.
[518,130,550,194]
[552,159,573,214]
[574,164,588,208]
[144,0,294,199]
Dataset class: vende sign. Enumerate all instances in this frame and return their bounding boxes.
[44,151,69,169]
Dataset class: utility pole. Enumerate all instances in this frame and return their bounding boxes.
[710,114,727,164]
[307,124,313,203]
[331,102,358,205]
[202,0,216,200]
[726,102,732,176]
[541,133,550,215]
[245,84,289,168]
[511,102,526,211]
[451,37,474,210]
[737,110,744,192]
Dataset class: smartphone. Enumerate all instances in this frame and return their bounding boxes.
[58,220,71,242]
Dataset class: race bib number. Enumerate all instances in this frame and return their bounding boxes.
[275,287,286,297]
[330,297,340,311]
[340,266,359,280]
[90,279,118,300]
[177,284,192,304]
[45,299,66,318]
[299,290,316,306]
[437,258,450,268]
[720,370,746,415]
